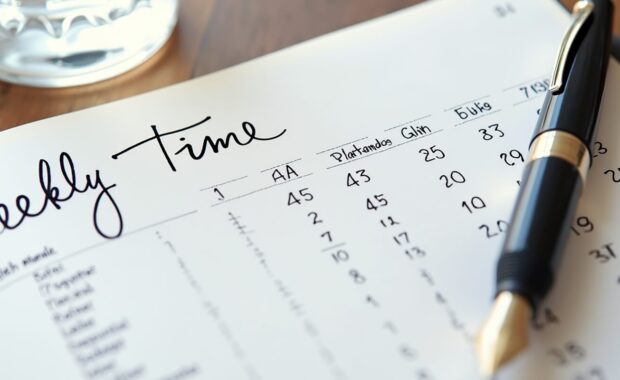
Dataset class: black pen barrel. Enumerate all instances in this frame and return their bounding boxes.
[479,2,614,372]
[498,0,614,312]
[535,0,613,146]
[496,156,582,310]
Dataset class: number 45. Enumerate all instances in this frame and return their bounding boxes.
[287,188,314,206]
[366,194,388,211]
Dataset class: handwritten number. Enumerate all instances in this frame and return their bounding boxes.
[500,149,524,166]
[287,188,314,206]
[490,123,504,137]
[366,295,380,307]
[404,247,426,260]
[479,224,497,238]
[213,187,225,201]
[380,216,400,227]
[478,128,492,140]
[366,194,388,211]
[418,145,446,163]
[604,169,620,183]
[321,231,333,243]
[565,342,586,361]
[574,367,606,380]
[592,141,607,158]
[349,269,366,284]
[548,341,586,367]
[519,79,549,99]
[331,249,349,263]
[393,231,409,246]
[462,196,486,213]
[497,220,508,232]
[416,369,433,380]
[589,243,616,263]
[479,220,508,239]
[440,171,466,188]
[347,169,371,187]
[532,307,561,330]
[548,348,568,366]
[479,123,504,141]
[300,188,313,201]
[288,193,301,206]
[571,216,594,236]
[307,211,323,225]
[400,345,416,360]
[494,3,515,17]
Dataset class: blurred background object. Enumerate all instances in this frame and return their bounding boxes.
[0,0,178,87]
[0,0,617,130]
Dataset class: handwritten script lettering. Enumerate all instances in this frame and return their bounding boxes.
[0,152,123,239]
[111,116,287,172]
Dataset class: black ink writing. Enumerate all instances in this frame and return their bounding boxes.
[111,116,287,172]
[0,152,123,239]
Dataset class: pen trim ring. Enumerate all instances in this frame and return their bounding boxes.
[528,130,590,184]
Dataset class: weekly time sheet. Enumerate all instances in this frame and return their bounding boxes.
[1,0,619,379]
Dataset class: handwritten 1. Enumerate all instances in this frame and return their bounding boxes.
[111,116,287,172]
[0,152,123,239]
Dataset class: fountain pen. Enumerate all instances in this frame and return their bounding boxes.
[476,0,613,374]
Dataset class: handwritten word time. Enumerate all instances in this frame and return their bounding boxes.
[111,116,287,172]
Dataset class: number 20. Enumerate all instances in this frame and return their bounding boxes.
[439,171,466,188]
[479,220,508,238]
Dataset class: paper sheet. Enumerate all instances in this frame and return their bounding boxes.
[1,0,619,378]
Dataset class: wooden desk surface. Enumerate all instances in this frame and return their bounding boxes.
[0,0,616,131]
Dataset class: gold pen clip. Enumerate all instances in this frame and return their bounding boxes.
[549,0,595,94]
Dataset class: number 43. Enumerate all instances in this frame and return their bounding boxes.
[347,169,371,187]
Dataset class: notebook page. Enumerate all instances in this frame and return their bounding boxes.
[0,0,618,378]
